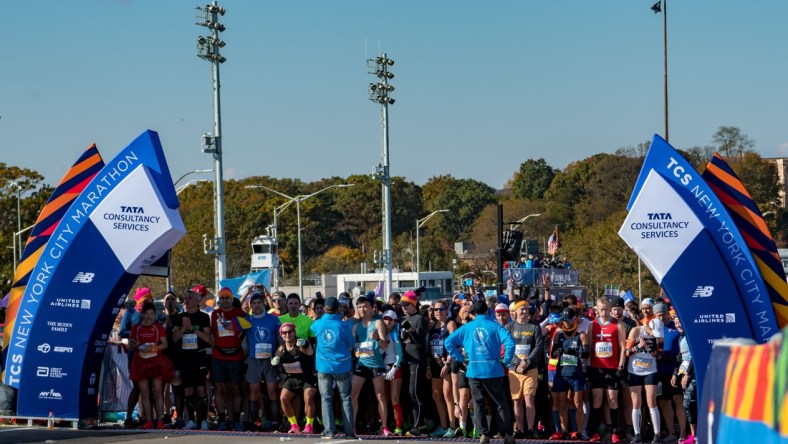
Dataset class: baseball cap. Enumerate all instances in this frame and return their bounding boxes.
[249,291,264,303]
[641,298,654,307]
[610,296,625,308]
[324,297,340,311]
[382,310,398,320]
[192,285,208,297]
[653,302,669,314]
[561,306,577,322]
[494,303,509,313]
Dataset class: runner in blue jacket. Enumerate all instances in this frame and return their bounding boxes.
[444,300,516,444]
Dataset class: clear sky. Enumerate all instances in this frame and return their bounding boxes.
[3,1,787,190]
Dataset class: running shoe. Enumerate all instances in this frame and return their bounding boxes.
[232,422,244,432]
[652,436,664,444]
[382,427,393,437]
[394,427,404,436]
[184,420,197,430]
[570,431,580,440]
[589,432,602,442]
[200,420,210,430]
[479,434,490,444]
[288,424,301,434]
[156,420,165,430]
[443,428,456,438]
[678,435,696,444]
[548,431,565,440]
[631,434,643,443]
[303,424,314,434]
[611,432,622,443]
[455,427,466,438]
[503,435,516,444]
[217,421,230,431]
[140,420,154,430]
[429,426,446,437]
[406,427,421,437]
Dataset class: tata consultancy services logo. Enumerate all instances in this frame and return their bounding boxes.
[72,272,95,283]
[692,286,714,298]
[38,389,62,400]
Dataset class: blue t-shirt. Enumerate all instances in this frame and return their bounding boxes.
[237,313,281,360]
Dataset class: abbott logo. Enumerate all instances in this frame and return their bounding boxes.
[692,286,714,298]
[72,272,95,283]
[36,367,49,377]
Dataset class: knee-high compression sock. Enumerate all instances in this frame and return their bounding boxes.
[249,400,259,423]
[552,410,561,432]
[199,396,209,423]
[270,400,281,423]
[393,403,403,428]
[589,407,601,434]
[582,400,589,433]
[610,408,619,432]
[184,397,196,422]
[649,407,661,435]
[569,409,577,432]
[632,409,642,435]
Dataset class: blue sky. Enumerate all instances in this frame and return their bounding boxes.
[3,1,787,189]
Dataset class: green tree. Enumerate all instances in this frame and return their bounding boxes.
[712,126,755,160]
[427,176,497,241]
[512,158,556,200]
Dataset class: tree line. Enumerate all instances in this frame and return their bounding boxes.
[1,126,782,298]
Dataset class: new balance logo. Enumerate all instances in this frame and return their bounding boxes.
[73,272,95,283]
[692,286,714,298]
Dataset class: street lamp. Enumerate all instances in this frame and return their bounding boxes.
[173,169,213,187]
[12,224,34,273]
[176,179,210,195]
[245,183,354,296]
[511,213,541,257]
[416,209,448,274]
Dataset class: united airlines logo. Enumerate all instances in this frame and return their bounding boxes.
[725,313,736,323]
[72,272,95,283]
[692,286,714,298]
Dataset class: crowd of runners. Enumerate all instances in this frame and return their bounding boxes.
[118,278,697,444]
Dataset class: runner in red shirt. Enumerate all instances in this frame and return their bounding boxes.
[210,287,247,431]
[588,298,627,442]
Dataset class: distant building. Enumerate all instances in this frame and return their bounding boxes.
[763,157,788,208]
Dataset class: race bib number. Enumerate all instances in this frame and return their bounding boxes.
[140,344,158,359]
[595,342,613,359]
[515,344,531,359]
[217,322,234,337]
[431,339,444,357]
[182,333,198,350]
[633,355,654,369]
[356,341,374,358]
[255,342,273,359]
[559,354,578,367]
[283,361,303,374]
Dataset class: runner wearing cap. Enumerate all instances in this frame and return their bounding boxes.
[381,308,405,435]
[494,303,511,326]
[210,287,247,431]
[625,302,665,444]
[549,306,590,440]
[120,287,154,428]
[398,290,429,436]
[236,291,281,431]
[274,321,318,434]
[506,299,544,439]
[610,295,637,439]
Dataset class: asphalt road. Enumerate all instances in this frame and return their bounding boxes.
[0,427,568,444]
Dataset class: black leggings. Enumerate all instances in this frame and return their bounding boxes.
[408,362,424,428]
[683,376,697,425]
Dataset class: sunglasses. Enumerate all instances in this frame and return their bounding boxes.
[434,307,447,312]
[273,299,284,303]
[219,296,232,300]
[281,330,295,335]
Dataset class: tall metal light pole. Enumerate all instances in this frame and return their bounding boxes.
[174,169,214,188]
[511,213,541,256]
[196,2,227,293]
[652,0,669,141]
[368,54,395,297]
[246,183,354,296]
[416,210,448,274]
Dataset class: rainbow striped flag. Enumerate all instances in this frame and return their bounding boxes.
[702,153,788,329]
[1,144,104,373]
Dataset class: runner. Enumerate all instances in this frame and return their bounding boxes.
[274,321,318,434]
[506,299,544,439]
[210,287,247,431]
[427,299,458,437]
[381,309,404,436]
[625,306,665,444]
[549,306,590,441]
[350,295,389,434]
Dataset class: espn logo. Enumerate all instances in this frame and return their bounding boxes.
[692,286,713,298]
[72,272,95,283]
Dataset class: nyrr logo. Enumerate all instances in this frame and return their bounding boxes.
[121,206,145,213]
[692,286,714,298]
[72,272,95,283]
[38,389,62,400]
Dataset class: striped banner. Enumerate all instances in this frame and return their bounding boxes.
[702,153,788,329]
[1,144,104,376]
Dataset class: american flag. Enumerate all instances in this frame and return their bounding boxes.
[547,226,561,255]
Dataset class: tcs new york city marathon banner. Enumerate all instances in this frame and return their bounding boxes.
[618,135,780,399]
[4,130,185,418]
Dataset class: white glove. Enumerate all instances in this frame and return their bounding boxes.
[296,338,307,348]
[384,366,397,381]
[271,356,281,366]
